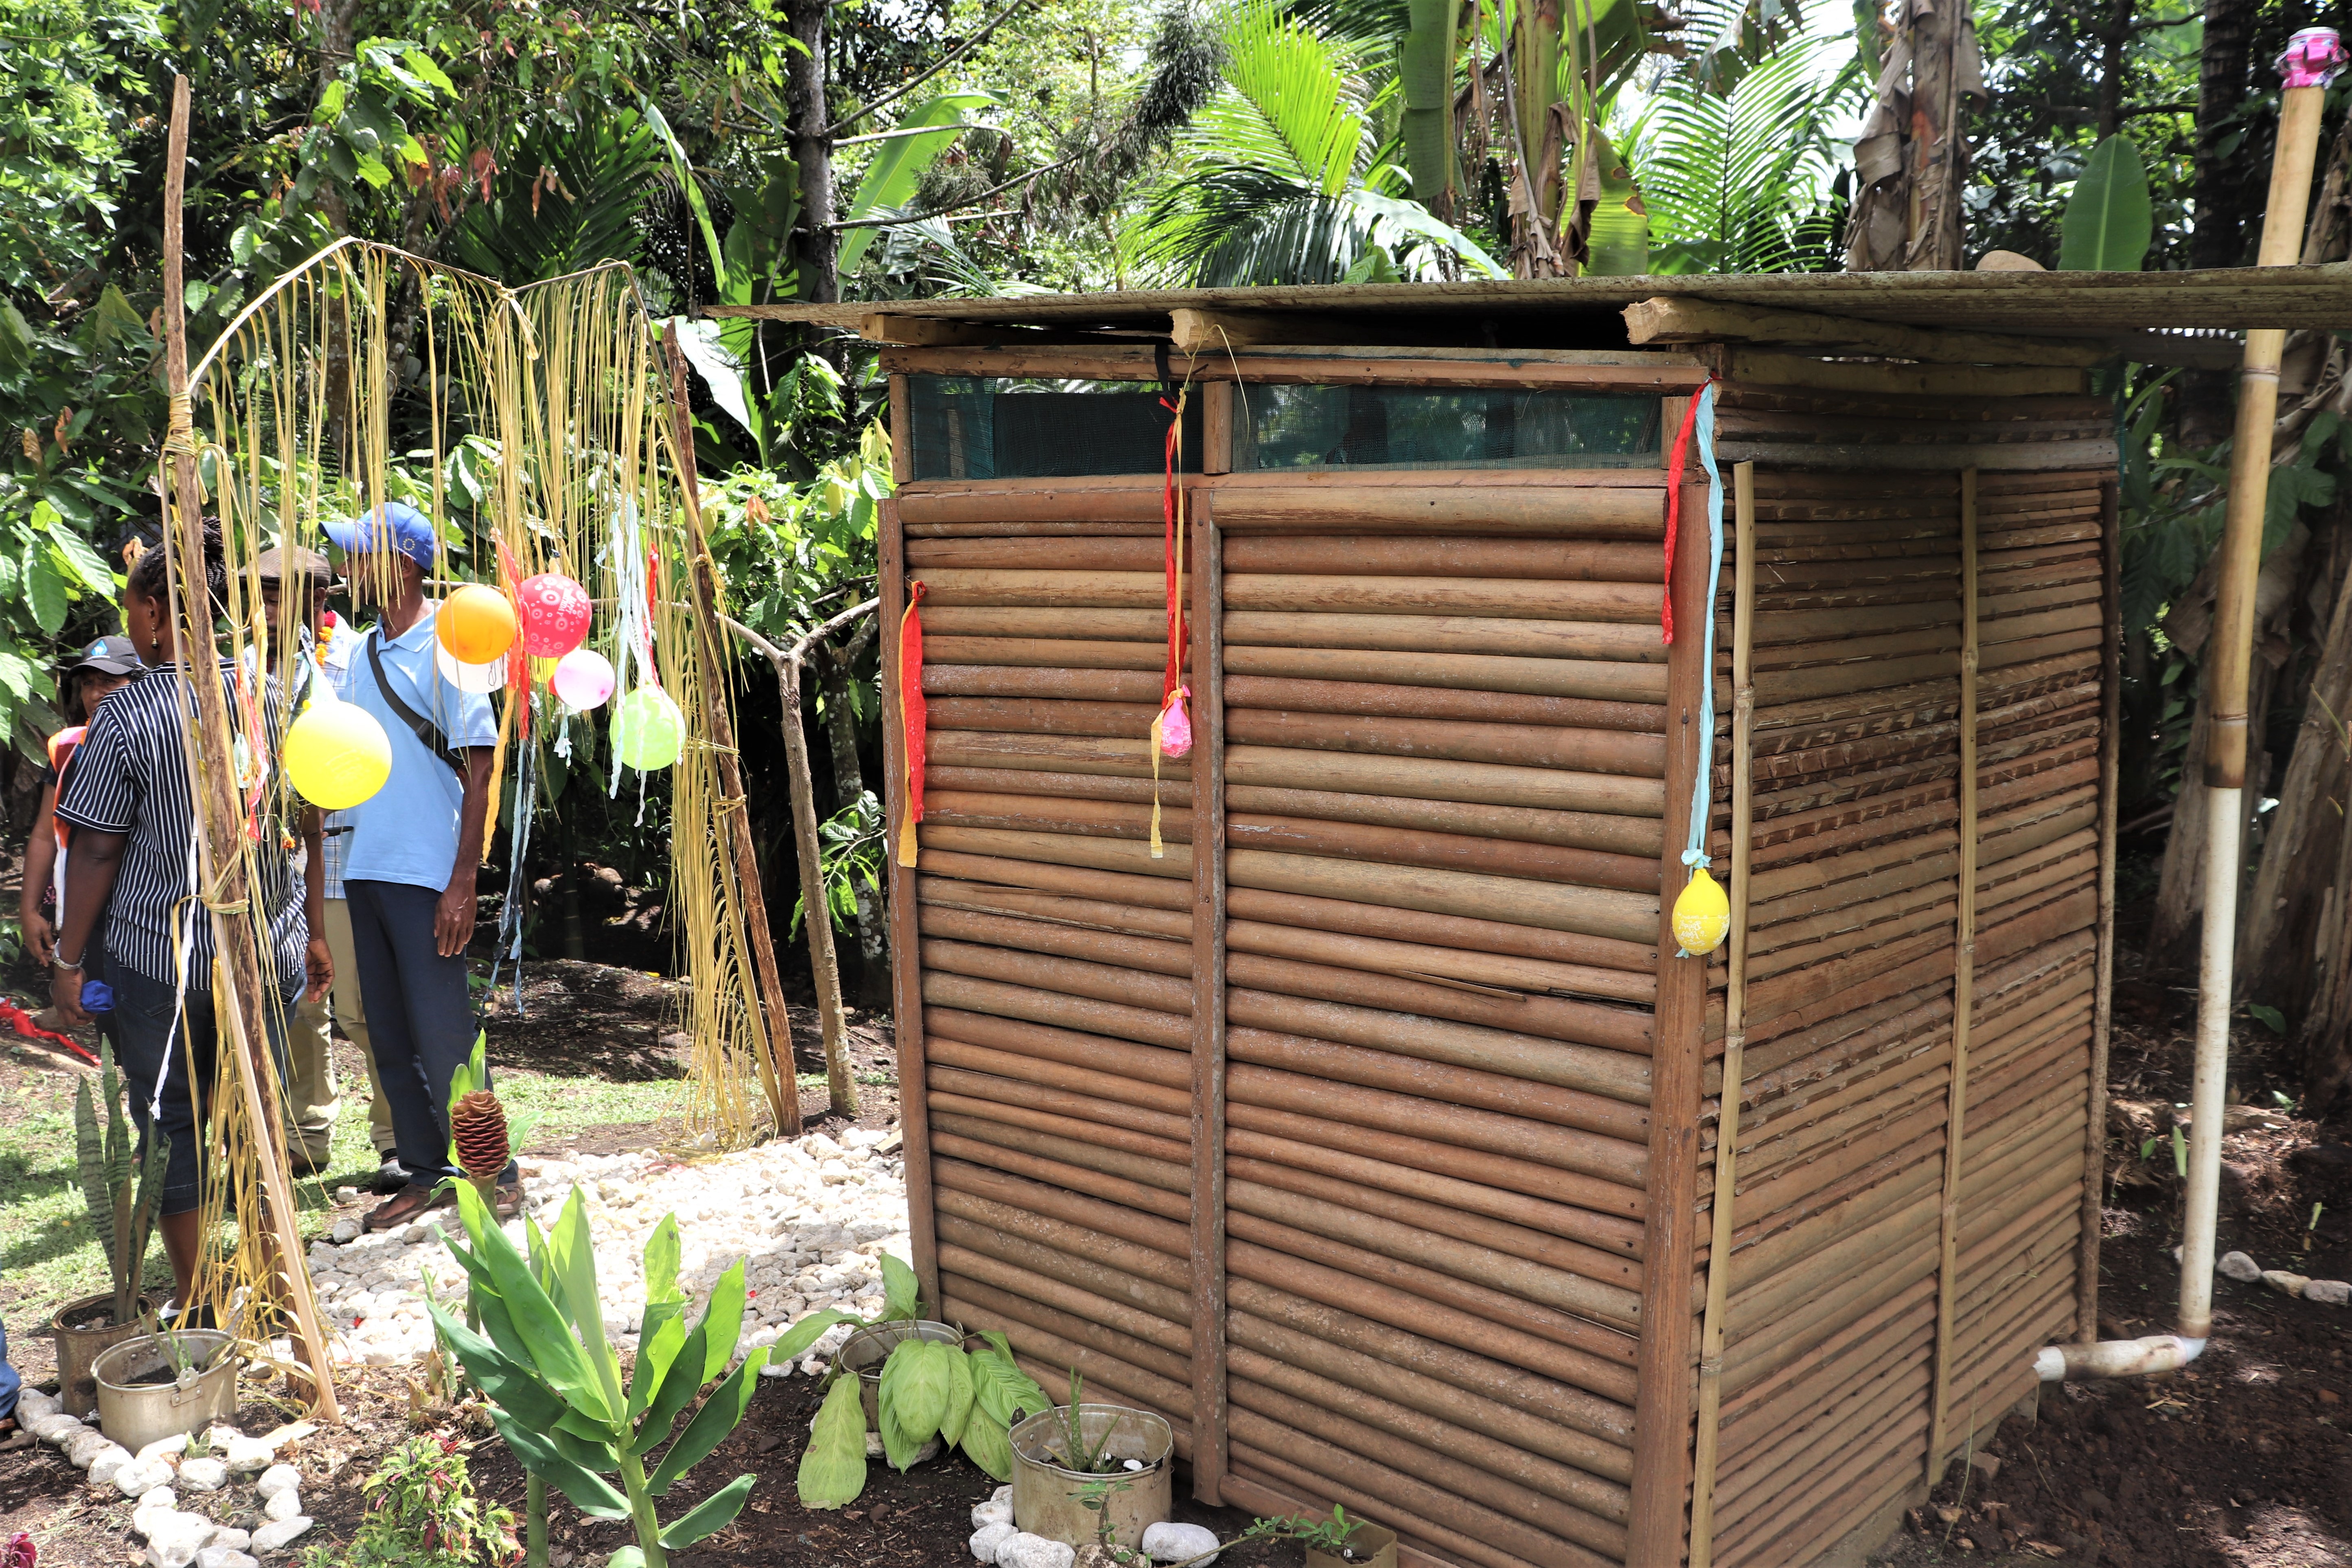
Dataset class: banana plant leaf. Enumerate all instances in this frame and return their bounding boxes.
[2059,136,2153,272]
[836,92,994,275]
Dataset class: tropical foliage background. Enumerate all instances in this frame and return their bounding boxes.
[9,0,2352,1096]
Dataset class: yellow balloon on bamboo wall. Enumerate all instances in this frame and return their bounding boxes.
[1673,866,1730,957]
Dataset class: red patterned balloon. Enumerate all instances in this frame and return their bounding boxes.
[515,572,592,656]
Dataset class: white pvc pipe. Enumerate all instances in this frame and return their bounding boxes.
[2035,1334,2205,1382]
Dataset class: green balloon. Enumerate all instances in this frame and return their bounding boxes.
[613,686,684,770]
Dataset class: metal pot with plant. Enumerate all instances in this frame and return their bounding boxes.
[56,1042,165,1415]
[1006,1372,1176,1552]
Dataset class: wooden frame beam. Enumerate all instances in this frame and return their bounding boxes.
[1627,297,2111,367]
[1169,307,1363,355]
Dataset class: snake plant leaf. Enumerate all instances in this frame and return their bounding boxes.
[658,1473,757,1549]
[879,1253,919,1321]
[74,1074,116,1270]
[797,1375,869,1509]
[425,1296,570,1433]
[959,1403,1015,1483]
[450,1179,616,1426]
[938,1344,977,1450]
[2059,136,2153,272]
[487,1403,631,1519]
[648,1347,770,1494]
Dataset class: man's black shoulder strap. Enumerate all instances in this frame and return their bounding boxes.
[365,627,467,781]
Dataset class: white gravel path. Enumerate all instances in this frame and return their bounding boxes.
[305,1124,910,1371]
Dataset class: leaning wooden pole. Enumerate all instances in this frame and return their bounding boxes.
[1687,460,1757,1568]
[658,328,800,1137]
[160,75,339,1417]
[2183,53,2332,1344]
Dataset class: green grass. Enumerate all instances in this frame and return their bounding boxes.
[0,1059,685,1334]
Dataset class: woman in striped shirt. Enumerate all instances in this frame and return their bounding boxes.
[51,531,333,1323]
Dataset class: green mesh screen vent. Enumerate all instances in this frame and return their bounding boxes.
[1237,384,1662,471]
[907,377,1205,480]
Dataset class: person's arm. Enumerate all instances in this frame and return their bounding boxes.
[50,830,125,1026]
[21,782,57,967]
[300,803,332,1000]
[436,746,495,958]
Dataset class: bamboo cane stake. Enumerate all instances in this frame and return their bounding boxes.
[158,77,340,1418]
[655,331,800,1135]
[2084,497,2120,1359]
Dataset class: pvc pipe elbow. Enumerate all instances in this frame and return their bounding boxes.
[2033,1335,2206,1382]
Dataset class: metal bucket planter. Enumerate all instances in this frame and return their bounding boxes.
[92,1330,237,1455]
[52,1292,153,1418]
[837,1319,963,1435]
[1306,1520,1399,1568]
[1008,1404,1174,1552]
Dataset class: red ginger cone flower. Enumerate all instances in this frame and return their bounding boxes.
[450,1089,510,1186]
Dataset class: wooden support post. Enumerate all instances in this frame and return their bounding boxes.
[2081,474,2122,1344]
[880,496,941,1309]
[1622,296,2111,367]
[160,75,338,1419]
[1929,468,1980,1469]
[1202,382,1234,477]
[1188,490,1229,1504]
[1627,474,1714,1568]
[660,329,801,1137]
[888,375,914,485]
[1687,461,1756,1568]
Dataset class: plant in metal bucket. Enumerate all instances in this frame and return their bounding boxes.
[427,1181,848,1568]
[73,1039,167,1329]
[794,1273,1052,1511]
[1049,1370,1125,1475]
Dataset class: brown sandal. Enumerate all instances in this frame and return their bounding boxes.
[363,1183,456,1232]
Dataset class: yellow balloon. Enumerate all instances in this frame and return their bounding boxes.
[1672,866,1730,956]
[436,583,520,664]
[283,701,393,810]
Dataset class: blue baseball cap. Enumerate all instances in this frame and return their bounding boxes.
[323,501,439,571]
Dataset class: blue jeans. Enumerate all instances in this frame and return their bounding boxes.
[111,966,297,1216]
[0,1314,20,1421]
[344,879,514,1189]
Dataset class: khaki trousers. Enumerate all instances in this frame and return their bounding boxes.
[283,898,392,1161]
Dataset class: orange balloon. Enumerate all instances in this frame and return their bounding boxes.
[436,583,519,664]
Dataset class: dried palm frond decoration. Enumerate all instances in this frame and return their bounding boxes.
[169,235,791,1406]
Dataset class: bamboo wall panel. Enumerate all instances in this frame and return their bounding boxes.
[1701,447,2106,1568]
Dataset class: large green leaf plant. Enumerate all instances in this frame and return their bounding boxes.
[430,1183,850,1568]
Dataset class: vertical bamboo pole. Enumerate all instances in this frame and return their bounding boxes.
[879,496,940,1309]
[160,75,338,1418]
[2082,474,2122,1344]
[1188,488,1229,1504]
[1928,468,1979,1469]
[1686,461,1756,1568]
[2184,73,2330,1344]
[888,375,914,485]
[1628,475,1713,1568]
[659,329,800,1136]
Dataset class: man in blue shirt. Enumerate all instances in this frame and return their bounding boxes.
[323,502,517,1230]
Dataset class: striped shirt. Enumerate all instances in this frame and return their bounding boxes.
[55,662,307,995]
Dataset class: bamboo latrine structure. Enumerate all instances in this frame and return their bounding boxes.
[730,269,2352,1568]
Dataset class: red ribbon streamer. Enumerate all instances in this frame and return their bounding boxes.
[895,579,928,868]
[1661,389,1708,647]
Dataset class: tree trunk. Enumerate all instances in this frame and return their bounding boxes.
[815,623,890,1013]
[1843,0,1983,271]
[786,0,838,305]
[2095,0,2133,140]
[2181,0,2258,443]
[2240,518,2352,1008]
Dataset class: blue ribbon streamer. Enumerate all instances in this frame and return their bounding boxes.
[1682,383,1724,874]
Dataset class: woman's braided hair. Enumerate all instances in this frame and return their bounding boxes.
[126,519,228,614]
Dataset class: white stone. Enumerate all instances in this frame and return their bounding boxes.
[28,1411,82,1443]
[2218,1250,2262,1282]
[330,1219,361,1244]
[1142,1522,1222,1566]
[137,1432,190,1463]
[973,1494,1015,1529]
[79,1438,132,1478]
[179,1457,230,1491]
[263,1487,303,1522]
[253,1464,302,1500]
[197,1550,260,1568]
[146,1544,200,1568]
[139,1484,180,1510]
[18,1388,58,1419]
[204,1425,243,1450]
[2262,1269,2313,1297]
[995,1535,1076,1568]
[2305,1279,2351,1305]
[250,1516,313,1555]
[224,1437,276,1473]
[117,1458,177,1497]
[211,1529,251,1552]
[970,1523,1018,1563]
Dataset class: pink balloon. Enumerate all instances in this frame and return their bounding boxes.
[517,572,593,656]
[550,648,614,712]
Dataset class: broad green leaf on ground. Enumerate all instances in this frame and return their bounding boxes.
[960,1404,1014,1482]
[797,1376,869,1509]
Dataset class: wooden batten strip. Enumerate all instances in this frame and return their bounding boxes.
[1927,469,1979,1481]
[1223,572,1664,624]
[1191,491,1232,1504]
[1228,847,1662,945]
[1228,745,1668,822]
[1690,460,1758,1568]
[880,496,943,1309]
[923,636,1166,672]
[1225,643,1671,703]
[1223,535,1663,582]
